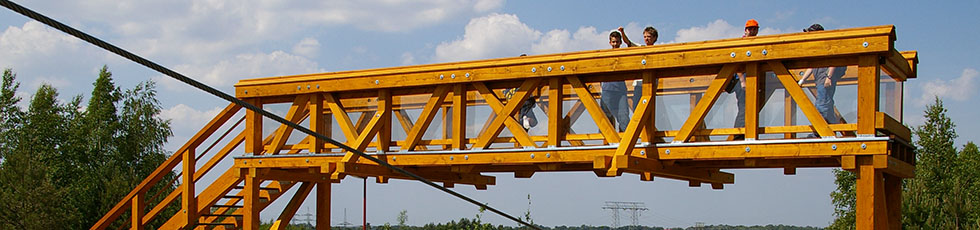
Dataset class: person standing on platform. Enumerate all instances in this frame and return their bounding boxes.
[729,19,760,140]
[602,30,630,132]
[618,26,659,110]
[798,24,846,130]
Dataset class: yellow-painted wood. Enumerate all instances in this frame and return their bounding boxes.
[548,77,564,147]
[311,94,326,153]
[567,76,621,144]
[317,181,331,230]
[769,61,835,137]
[181,149,197,227]
[745,62,761,139]
[378,90,392,153]
[243,168,260,230]
[404,85,450,151]
[324,93,358,141]
[271,182,313,230]
[245,99,263,155]
[131,193,144,230]
[858,55,881,135]
[269,95,310,154]
[453,84,467,150]
[471,81,539,148]
[675,64,737,142]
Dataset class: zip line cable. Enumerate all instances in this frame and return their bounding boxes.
[0,1,540,229]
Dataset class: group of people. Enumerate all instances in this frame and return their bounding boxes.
[515,19,844,140]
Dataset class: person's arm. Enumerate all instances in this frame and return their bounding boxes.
[799,68,815,85]
[618,27,638,47]
[823,67,837,87]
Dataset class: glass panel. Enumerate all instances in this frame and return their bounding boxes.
[879,72,903,122]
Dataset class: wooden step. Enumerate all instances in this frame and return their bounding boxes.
[210,204,243,209]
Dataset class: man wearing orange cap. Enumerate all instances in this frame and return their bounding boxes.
[730,19,760,140]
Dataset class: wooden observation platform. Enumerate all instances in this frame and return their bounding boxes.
[93,25,918,230]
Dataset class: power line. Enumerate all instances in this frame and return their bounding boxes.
[601,201,648,229]
[0,1,539,229]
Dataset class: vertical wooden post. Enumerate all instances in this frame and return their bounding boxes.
[640,72,656,143]
[885,174,902,230]
[452,84,467,150]
[855,156,888,230]
[181,149,196,227]
[688,94,707,142]
[857,55,880,135]
[442,104,451,150]
[245,98,263,155]
[243,168,260,230]
[744,63,760,140]
[317,181,332,230]
[131,193,144,230]
[784,91,796,139]
[377,90,391,153]
[311,94,326,153]
[548,77,564,147]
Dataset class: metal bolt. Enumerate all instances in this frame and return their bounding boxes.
[560,66,565,71]
[690,78,695,83]
[546,153,551,158]
[306,159,310,163]
[642,99,648,104]
[745,147,751,152]
[392,156,396,161]
[730,52,736,58]
[243,160,247,164]
[439,74,444,79]
[307,85,311,89]
[376,113,381,117]
[316,85,320,89]
[640,150,646,156]
[863,42,869,48]
[374,80,380,84]
[746,51,752,57]
[258,160,262,164]
[665,149,671,155]
[762,49,768,55]
[464,155,469,160]
[297,86,302,90]
[832,144,838,150]
[530,153,535,159]
[641,59,647,65]
[861,144,867,149]
[244,90,247,94]
[450,156,454,160]
[465,73,471,78]
[451,74,456,79]
[547,67,553,72]
[531,67,537,73]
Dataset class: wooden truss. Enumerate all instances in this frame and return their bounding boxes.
[93,25,918,230]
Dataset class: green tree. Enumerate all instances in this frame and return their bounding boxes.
[827,169,856,230]
[398,210,409,229]
[903,97,965,229]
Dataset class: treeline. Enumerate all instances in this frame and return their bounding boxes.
[0,67,176,229]
[828,98,980,229]
[264,221,821,230]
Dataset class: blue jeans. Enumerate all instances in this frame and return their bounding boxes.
[633,83,643,111]
[601,89,630,132]
[734,83,745,128]
[815,75,839,124]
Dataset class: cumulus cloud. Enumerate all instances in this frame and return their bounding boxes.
[158,104,226,149]
[156,50,323,90]
[292,38,321,58]
[401,52,416,65]
[435,13,607,62]
[0,21,85,69]
[916,68,978,106]
[669,19,788,44]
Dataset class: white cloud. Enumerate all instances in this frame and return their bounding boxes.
[473,0,505,12]
[401,52,416,66]
[916,68,978,106]
[669,19,788,44]
[180,51,324,87]
[435,13,608,62]
[292,38,321,58]
[0,21,85,69]
[159,104,226,149]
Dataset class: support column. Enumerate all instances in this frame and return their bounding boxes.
[452,84,468,150]
[243,168,261,230]
[784,91,796,139]
[311,94,326,153]
[245,98,263,155]
[377,90,391,153]
[317,181,332,230]
[885,174,902,230]
[745,63,760,140]
[855,156,888,230]
[181,149,196,227]
[548,77,564,147]
[857,55,880,135]
[131,193,144,230]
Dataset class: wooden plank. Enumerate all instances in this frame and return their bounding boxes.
[768,61,835,137]
[269,95,311,154]
[858,55,881,135]
[675,64,737,142]
[324,93,358,141]
[181,149,197,227]
[607,94,654,176]
[243,168,260,230]
[236,26,895,97]
[453,84,467,150]
[875,112,910,143]
[245,98,264,155]
[471,81,540,149]
[310,94,326,153]
[378,90,392,153]
[548,77,564,147]
[784,90,797,139]
[392,110,428,151]
[403,85,451,151]
[745,62,760,140]
[567,76,621,144]
[131,194,144,230]
[340,104,387,162]
[855,156,888,230]
[316,181,331,230]
[640,72,658,143]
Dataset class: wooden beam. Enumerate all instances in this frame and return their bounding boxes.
[567,76,621,144]
[131,193,144,230]
[640,72,659,143]
[745,62,761,140]
[245,98,264,155]
[324,93,358,141]
[378,90,392,153]
[271,182,314,230]
[340,100,388,163]
[181,149,197,227]
[403,85,451,151]
[855,156,888,230]
[675,64,737,142]
[548,77,565,147]
[607,95,654,176]
[857,55,881,135]
[243,168,260,230]
[471,80,540,149]
[453,84,468,150]
[768,61,835,137]
[393,110,428,151]
[311,94,326,153]
[269,95,311,154]
[317,181,331,230]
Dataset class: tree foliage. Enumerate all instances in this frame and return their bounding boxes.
[828,97,980,229]
[0,67,175,229]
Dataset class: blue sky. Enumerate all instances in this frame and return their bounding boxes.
[2,0,978,228]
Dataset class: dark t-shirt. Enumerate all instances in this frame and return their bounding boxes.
[814,66,846,83]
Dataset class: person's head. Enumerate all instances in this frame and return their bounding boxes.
[744,19,759,37]
[804,24,824,32]
[642,26,658,45]
[609,30,623,48]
